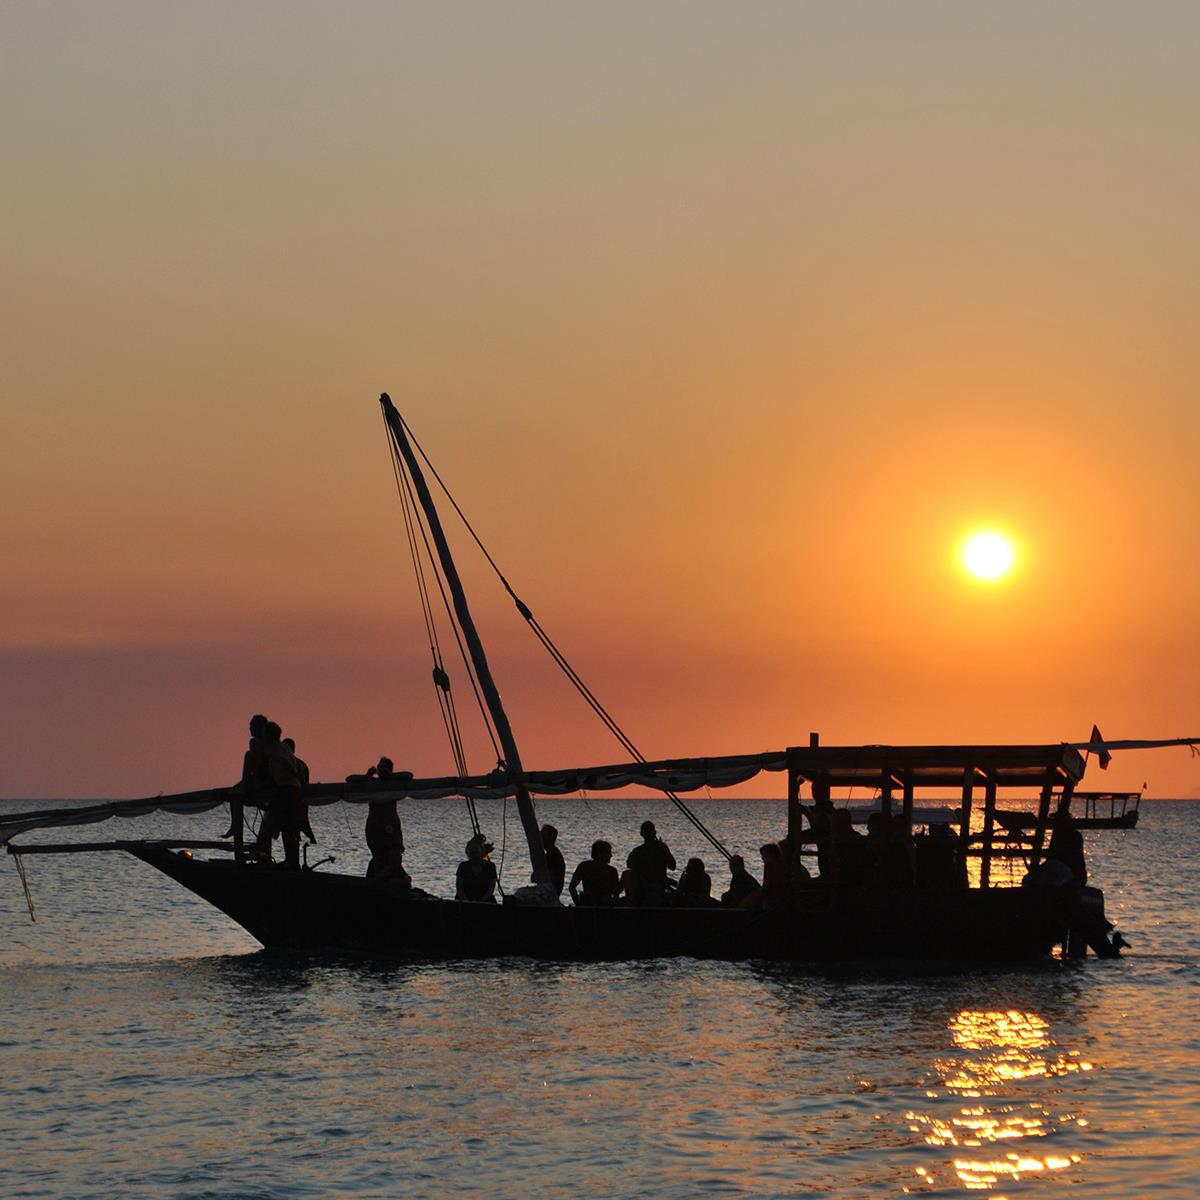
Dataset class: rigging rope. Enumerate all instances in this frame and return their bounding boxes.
[13,852,36,923]
[400,416,732,862]
[383,414,491,840]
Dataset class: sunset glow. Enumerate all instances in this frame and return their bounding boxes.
[1,6,1197,799]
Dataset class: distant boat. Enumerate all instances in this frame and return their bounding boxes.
[3,395,1181,962]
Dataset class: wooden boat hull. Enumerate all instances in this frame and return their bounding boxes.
[132,847,1073,962]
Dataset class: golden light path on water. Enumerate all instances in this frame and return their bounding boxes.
[901,1010,1093,1193]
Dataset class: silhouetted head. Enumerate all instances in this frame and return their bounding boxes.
[282,737,296,751]
[249,714,268,737]
[685,857,704,875]
[376,756,394,777]
[760,842,782,862]
[833,809,854,835]
[867,812,890,838]
[591,839,612,862]
[540,824,558,847]
[640,821,657,841]
[729,854,745,873]
[466,833,493,861]
[263,721,282,744]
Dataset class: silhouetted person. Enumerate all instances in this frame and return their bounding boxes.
[569,840,621,905]
[676,857,718,907]
[803,796,835,879]
[626,820,676,906]
[1047,811,1087,885]
[832,809,871,888]
[867,812,915,889]
[720,854,761,907]
[242,714,271,791]
[346,755,396,784]
[282,737,316,844]
[915,822,958,891]
[1024,817,1121,958]
[365,796,408,884]
[222,713,270,839]
[254,721,303,869]
[760,842,789,908]
[456,834,498,902]
[536,824,566,894]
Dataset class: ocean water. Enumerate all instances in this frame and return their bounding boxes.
[2,797,1197,1199]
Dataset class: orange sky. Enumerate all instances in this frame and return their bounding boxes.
[2,3,1199,798]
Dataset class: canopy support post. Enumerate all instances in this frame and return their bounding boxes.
[787,764,804,876]
[980,773,998,889]
[1030,771,1056,869]
[958,767,975,887]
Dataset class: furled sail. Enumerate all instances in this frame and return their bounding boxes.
[4,737,1193,848]
[0,751,787,846]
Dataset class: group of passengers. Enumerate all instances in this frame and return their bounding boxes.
[802,799,962,892]
[226,713,313,869]
[230,722,1059,912]
[447,819,808,910]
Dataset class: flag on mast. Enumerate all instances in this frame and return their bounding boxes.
[1090,724,1111,770]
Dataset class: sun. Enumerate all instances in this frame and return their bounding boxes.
[962,531,1016,581]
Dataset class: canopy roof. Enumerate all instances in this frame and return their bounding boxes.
[785,743,1087,790]
[1,737,1190,846]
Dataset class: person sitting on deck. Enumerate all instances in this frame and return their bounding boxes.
[535,824,566,895]
[569,840,621,905]
[914,822,958,891]
[1047,811,1087,886]
[282,737,316,844]
[255,721,305,869]
[1023,817,1125,958]
[866,812,915,889]
[802,796,835,879]
[626,821,676,906]
[831,809,871,888]
[456,834,498,903]
[675,857,718,907]
[759,842,790,909]
[720,854,761,907]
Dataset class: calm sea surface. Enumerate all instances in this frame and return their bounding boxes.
[2,797,1197,1199]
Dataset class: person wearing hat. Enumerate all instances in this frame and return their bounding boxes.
[455,833,498,902]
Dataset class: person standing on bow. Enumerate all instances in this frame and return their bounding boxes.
[282,736,316,845]
[254,721,304,869]
[625,820,676,906]
[223,713,271,840]
[365,759,409,886]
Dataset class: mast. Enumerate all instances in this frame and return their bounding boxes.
[380,394,551,885]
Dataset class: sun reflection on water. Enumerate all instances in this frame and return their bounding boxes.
[904,1010,1093,1193]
